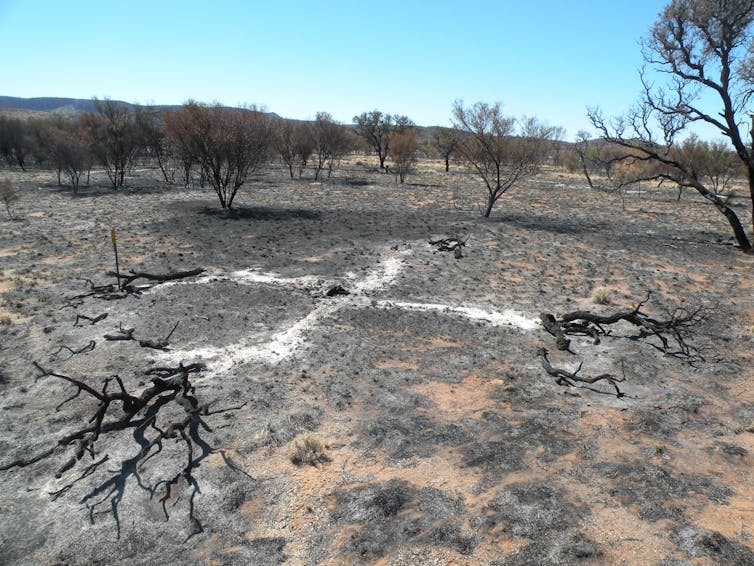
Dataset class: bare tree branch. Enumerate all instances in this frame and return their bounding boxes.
[583,0,754,252]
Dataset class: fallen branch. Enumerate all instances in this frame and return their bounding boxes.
[104,321,179,350]
[103,323,135,341]
[69,268,205,302]
[51,340,96,360]
[70,279,118,301]
[541,293,708,360]
[430,236,467,258]
[0,360,246,539]
[106,268,205,290]
[73,313,108,327]
[539,314,571,351]
[325,284,350,297]
[537,348,625,398]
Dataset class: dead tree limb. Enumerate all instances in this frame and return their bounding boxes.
[138,321,179,350]
[541,293,708,360]
[51,340,96,360]
[104,323,135,342]
[69,268,205,302]
[430,237,467,252]
[70,279,118,301]
[49,455,109,501]
[537,348,625,398]
[106,268,205,289]
[430,237,467,259]
[74,313,108,327]
[540,313,571,351]
[1,360,245,539]
[104,321,179,350]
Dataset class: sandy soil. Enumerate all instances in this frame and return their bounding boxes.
[1,159,753,565]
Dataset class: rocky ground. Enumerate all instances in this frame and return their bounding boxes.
[1,159,753,565]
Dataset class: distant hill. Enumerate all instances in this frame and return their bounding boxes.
[0,96,116,114]
[0,96,519,149]
[0,96,288,122]
[0,96,180,115]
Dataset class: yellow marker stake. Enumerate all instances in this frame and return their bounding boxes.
[111,229,121,290]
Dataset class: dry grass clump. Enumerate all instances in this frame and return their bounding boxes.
[287,433,330,466]
[591,286,612,305]
[0,311,13,325]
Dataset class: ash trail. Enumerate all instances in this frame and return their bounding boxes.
[149,246,538,372]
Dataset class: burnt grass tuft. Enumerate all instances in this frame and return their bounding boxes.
[462,413,576,489]
[359,414,473,460]
[330,479,475,559]
[596,461,732,521]
[672,527,754,565]
[479,481,600,565]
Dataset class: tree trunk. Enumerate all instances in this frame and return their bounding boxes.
[748,115,754,235]
[693,177,752,252]
[156,152,173,184]
[721,205,752,252]
[483,192,495,218]
[749,164,754,234]
[445,156,450,173]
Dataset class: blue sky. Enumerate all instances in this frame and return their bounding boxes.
[1,1,669,139]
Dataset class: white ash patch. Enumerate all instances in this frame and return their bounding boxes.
[155,251,411,370]
[351,254,407,293]
[157,301,341,373]
[374,300,539,330]
[155,268,331,293]
[153,248,538,372]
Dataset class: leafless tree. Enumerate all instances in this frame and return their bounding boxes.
[51,118,93,192]
[390,129,418,183]
[27,118,54,168]
[549,126,567,168]
[312,112,352,181]
[26,117,92,190]
[162,108,198,187]
[0,116,29,170]
[293,123,317,178]
[581,0,754,252]
[135,107,175,184]
[432,127,459,172]
[352,110,414,170]
[274,119,316,179]
[452,100,554,217]
[82,99,141,188]
[165,102,272,209]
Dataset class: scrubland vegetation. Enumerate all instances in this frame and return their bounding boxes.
[2,1,754,564]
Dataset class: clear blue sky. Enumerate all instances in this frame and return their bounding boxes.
[0,0,670,139]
